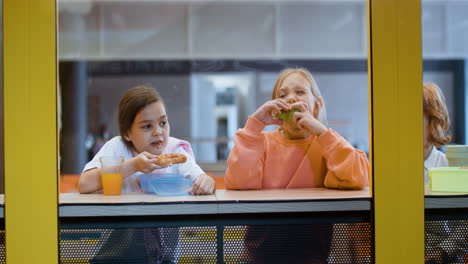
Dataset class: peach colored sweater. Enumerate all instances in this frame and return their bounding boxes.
[225,116,369,190]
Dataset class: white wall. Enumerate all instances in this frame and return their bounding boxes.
[59,0,468,60]
[58,1,367,60]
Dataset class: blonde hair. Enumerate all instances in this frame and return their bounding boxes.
[423,82,451,147]
[271,68,327,125]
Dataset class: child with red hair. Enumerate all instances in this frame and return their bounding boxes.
[423,82,468,263]
[423,82,451,186]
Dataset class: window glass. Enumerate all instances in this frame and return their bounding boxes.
[59,1,369,179]
[422,0,468,262]
[58,1,372,263]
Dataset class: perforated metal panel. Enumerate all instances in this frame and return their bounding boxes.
[224,224,332,264]
[60,223,372,264]
[224,224,371,264]
[178,227,217,263]
[0,231,5,264]
[329,223,372,264]
[425,220,468,264]
[61,228,181,264]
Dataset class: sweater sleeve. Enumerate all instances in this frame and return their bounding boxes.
[224,116,267,190]
[317,130,369,189]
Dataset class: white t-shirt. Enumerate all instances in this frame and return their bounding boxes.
[424,146,449,186]
[83,136,205,192]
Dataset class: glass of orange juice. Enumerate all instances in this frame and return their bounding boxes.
[99,156,124,195]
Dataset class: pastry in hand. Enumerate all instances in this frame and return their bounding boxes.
[155,153,187,166]
[276,109,299,122]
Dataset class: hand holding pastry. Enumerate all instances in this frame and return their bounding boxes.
[289,102,327,136]
[129,152,166,174]
[155,153,187,166]
[252,99,290,125]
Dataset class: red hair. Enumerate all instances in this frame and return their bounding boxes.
[423,82,451,147]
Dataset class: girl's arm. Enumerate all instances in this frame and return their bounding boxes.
[79,168,103,193]
[79,152,160,193]
[290,104,368,189]
[224,116,268,190]
[317,130,369,189]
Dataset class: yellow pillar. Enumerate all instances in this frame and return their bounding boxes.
[4,0,58,263]
[369,0,424,263]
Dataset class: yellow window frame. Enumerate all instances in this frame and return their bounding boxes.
[4,0,58,263]
[369,0,424,263]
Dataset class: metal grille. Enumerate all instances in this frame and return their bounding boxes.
[60,223,372,264]
[329,223,372,264]
[425,220,468,264]
[61,228,182,264]
[224,223,371,264]
[178,227,217,263]
[0,231,5,263]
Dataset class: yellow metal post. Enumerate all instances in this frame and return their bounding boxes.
[4,0,58,263]
[369,0,424,263]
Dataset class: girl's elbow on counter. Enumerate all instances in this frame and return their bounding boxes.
[224,176,260,190]
[224,177,238,190]
[345,174,369,190]
[325,176,368,190]
[78,178,98,194]
[78,182,91,194]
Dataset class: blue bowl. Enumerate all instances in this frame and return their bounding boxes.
[139,173,193,196]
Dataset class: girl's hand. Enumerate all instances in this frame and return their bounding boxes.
[290,102,327,136]
[130,151,166,174]
[252,99,290,125]
[189,174,216,195]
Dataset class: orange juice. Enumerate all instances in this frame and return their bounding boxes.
[101,173,123,195]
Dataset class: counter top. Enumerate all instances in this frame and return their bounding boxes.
[424,190,468,209]
[60,192,217,204]
[0,188,467,218]
[58,188,371,217]
[215,188,370,201]
[215,188,370,213]
[59,192,217,217]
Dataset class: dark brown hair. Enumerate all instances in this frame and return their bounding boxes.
[118,85,164,150]
[423,82,451,147]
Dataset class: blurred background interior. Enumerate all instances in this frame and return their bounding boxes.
[24,0,468,192]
